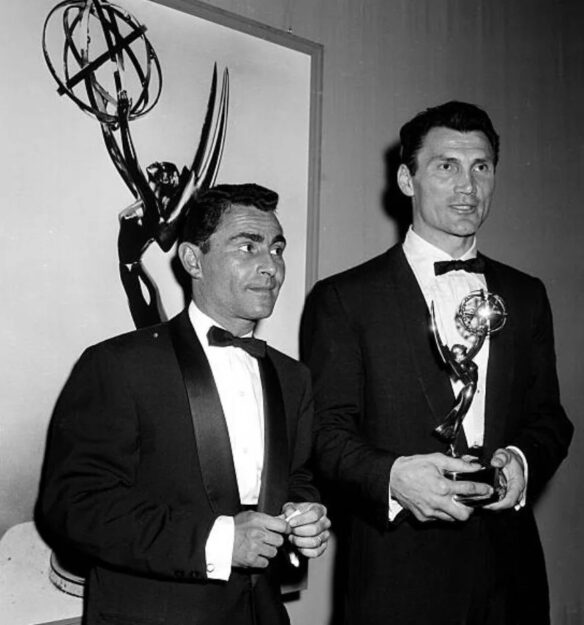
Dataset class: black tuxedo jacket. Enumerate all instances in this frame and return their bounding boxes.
[302,244,573,625]
[39,310,318,625]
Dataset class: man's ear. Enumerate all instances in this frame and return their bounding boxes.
[178,242,203,279]
[397,164,415,197]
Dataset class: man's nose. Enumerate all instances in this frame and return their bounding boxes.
[454,168,476,194]
[258,251,277,276]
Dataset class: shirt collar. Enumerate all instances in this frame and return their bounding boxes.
[402,226,478,286]
[188,301,254,348]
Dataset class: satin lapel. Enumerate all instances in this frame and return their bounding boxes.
[482,256,515,455]
[390,247,454,428]
[257,353,288,515]
[169,311,240,515]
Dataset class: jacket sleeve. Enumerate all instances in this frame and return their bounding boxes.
[301,281,397,523]
[509,279,573,498]
[39,344,215,581]
[286,367,320,504]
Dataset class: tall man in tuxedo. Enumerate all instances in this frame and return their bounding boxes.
[40,183,330,625]
[302,102,573,625]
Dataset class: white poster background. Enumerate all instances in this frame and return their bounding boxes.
[0,0,316,541]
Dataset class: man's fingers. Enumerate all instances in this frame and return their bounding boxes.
[248,555,269,569]
[233,511,291,568]
[289,515,331,537]
[450,479,493,499]
[258,543,278,560]
[285,503,328,529]
[439,455,484,474]
[262,529,285,548]
[290,529,331,558]
[237,511,288,535]
[490,449,511,468]
[484,480,521,511]
[288,508,319,527]
[254,512,289,534]
[297,543,328,558]
[412,495,474,523]
[289,530,330,549]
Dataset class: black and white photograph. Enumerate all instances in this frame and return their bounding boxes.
[1,1,582,624]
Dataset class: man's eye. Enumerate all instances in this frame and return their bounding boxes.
[474,162,491,173]
[239,243,254,253]
[271,246,285,257]
[437,162,454,172]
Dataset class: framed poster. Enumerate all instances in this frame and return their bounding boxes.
[143,0,323,355]
[40,0,323,356]
[0,0,322,607]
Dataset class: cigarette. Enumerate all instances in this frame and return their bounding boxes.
[285,509,302,567]
[285,509,302,522]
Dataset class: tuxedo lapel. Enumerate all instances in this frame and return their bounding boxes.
[257,353,289,515]
[482,256,515,454]
[169,311,240,515]
[389,247,455,429]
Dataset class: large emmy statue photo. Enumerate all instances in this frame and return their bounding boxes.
[42,0,229,330]
[40,0,228,595]
[430,289,508,505]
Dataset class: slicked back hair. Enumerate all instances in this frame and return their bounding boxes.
[400,101,500,174]
[181,183,279,253]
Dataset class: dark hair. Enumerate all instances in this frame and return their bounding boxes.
[181,183,279,252]
[400,101,500,174]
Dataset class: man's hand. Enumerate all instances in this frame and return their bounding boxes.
[281,502,331,558]
[118,200,152,264]
[389,453,494,522]
[232,511,289,569]
[484,447,526,511]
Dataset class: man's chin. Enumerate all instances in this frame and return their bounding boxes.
[245,303,277,323]
[451,222,480,238]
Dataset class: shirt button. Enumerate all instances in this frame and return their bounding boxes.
[207,563,215,573]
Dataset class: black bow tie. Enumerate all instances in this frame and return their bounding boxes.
[207,325,267,359]
[434,257,485,276]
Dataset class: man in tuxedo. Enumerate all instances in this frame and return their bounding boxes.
[40,183,330,625]
[302,102,573,625]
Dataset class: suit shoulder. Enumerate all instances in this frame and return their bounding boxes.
[82,322,171,362]
[267,346,307,372]
[312,245,399,293]
[483,255,545,289]
[266,346,310,382]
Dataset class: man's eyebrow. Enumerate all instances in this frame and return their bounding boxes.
[432,154,494,164]
[432,154,460,161]
[229,232,287,245]
[230,232,264,243]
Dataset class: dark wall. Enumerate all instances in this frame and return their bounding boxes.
[198,1,584,622]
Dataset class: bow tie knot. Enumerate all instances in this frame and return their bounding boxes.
[434,257,485,276]
[207,325,267,359]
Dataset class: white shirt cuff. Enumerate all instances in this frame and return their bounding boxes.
[205,515,234,580]
[507,445,528,509]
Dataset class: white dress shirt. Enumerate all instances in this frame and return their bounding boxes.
[388,227,526,518]
[403,227,488,449]
[189,302,265,580]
